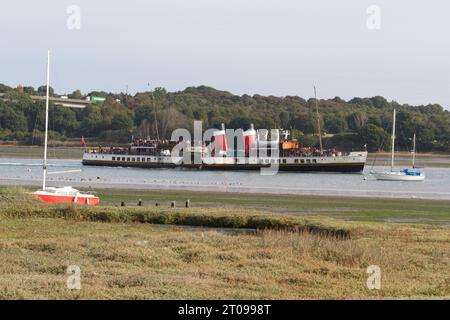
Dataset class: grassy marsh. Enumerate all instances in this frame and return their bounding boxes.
[0,187,449,299]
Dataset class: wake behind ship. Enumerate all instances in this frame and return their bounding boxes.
[82,125,367,173]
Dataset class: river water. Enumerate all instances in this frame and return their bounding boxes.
[0,157,449,200]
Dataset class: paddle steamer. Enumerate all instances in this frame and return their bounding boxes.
[82,125,367,173]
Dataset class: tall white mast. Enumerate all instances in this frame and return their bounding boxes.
[313,86,323,154]
[391,108,396,171]
[412,133,416,168]
[42,50,50,190]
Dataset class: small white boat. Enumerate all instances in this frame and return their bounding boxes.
[373,168,424,181]
[373,109,425,181]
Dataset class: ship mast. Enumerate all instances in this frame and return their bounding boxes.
[313,86,323,154]
[412,133,416,168]
[391,108,396,171]
[150,87,160,140]
[42,50,50,190]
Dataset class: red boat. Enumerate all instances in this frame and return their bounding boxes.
[32,51,100,206]
[33,187,100,205]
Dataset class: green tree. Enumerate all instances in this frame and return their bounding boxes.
[0,104,28,132]
[50,106,79,135]
[291,113,315,134]
[37,85,54,96]
[111,113,134,131]
[358,124,390,152]
[0,83,12,93]
[80,105,103,135]
[324,115,348,133]
[229,116,253,129]
[69,89,83,99]
[347,111,368,131]
[23,86,36,95]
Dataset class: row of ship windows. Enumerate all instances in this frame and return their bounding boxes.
[108,156,319,164]
[236,158,318,164]
[112,157,158,162]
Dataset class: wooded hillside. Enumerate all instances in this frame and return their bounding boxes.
[1,84,449,152]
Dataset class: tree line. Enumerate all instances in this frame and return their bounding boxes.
[0,83,449,152]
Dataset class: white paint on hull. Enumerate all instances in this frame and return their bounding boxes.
[372,171,425,181]
[82,151,368,167]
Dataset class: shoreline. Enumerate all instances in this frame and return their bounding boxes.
[3,184,449,226]
[2,177,450,201]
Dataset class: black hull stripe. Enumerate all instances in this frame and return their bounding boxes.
[82,160,365,172]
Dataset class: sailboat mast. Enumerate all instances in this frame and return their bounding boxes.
[151,90,159,140]
[42,50,50,190]
[412,133,416,168]
[313,86,323,153]
[391,108,396,171]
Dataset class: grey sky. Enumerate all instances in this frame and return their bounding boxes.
[1,0,449,108]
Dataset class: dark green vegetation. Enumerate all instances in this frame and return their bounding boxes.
[1,84,449,152]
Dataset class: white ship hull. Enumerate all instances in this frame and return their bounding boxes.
[82,151,368,173]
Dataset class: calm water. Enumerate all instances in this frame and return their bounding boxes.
[1,157,450,200]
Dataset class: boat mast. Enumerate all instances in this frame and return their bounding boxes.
[391,108,396,171]
[412,133,416,168]
[42,50,50,190]
[313,86,323,154]
[150,88,159,140]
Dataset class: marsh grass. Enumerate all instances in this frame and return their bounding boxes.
[0,217,448,299]
[0,187,449,299]
[0,188,351,239]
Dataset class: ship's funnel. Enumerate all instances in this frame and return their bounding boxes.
[243,123,256,156]
[212,123,227,156]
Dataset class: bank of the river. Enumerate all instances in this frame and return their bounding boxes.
[0,145,84,159]
[4,186,450,225]
[367,152,450,168]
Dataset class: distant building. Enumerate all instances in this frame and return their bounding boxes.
[89,96,106,103]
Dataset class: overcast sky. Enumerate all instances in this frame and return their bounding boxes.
[1,0,449,108]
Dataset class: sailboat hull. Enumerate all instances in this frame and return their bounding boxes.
[32,188,100,205]
[373,172,425,181]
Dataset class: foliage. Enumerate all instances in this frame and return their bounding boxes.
[0,84,449,152]
[358,124,391,152]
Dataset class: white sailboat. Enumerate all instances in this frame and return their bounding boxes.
[32,51,100,205]
[372,109,425,181]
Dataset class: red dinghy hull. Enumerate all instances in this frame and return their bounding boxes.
[33,194,100,205]
[32,187,100,206]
